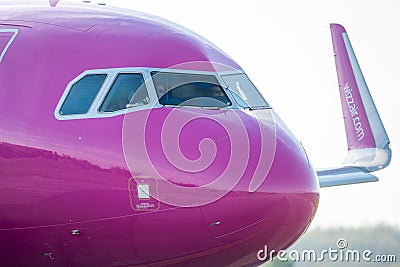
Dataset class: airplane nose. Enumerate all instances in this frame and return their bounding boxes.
[123,106,319,209]
[199,109,320,265]
[257,110,320,194]
[122,107,319,266]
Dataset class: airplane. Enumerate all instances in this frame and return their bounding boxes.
[0,1,391,267]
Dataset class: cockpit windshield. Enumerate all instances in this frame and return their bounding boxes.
[56,67,272,120]
[220,73,270,109]
[151,72,231,108]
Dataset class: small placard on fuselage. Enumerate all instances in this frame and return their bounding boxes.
[137,184,150,199]
[128,177,159,211]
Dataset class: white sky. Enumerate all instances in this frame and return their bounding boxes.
[8,0,400,228]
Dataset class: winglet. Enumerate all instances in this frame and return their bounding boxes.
[330,23,391,172]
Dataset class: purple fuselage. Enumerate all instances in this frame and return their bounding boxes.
[0,5,319,267]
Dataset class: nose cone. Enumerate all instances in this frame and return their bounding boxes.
[122,107,319,266]
[199,109,320,266]
[230,108,320,195]
[259,111,320,194]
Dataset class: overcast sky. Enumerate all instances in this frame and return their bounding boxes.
[6,0,400,229]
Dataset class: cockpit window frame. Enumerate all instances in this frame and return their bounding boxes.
[0,29,19,64]
[54,67,268,121]
[98,72,149,113]
[55,68,157,120]
[220,72,270,110]
[150,71,232,109]
[59,74,108,116]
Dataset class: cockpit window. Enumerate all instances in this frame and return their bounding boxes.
[99,73,149,112]
[60,74,107,115]
[220,73,270,109]
[57,68,270,120]
[151,72,231,108]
